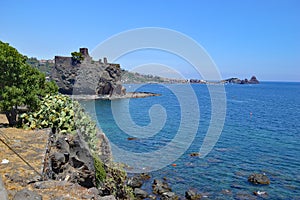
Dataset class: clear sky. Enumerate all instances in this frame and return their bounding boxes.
[0,0,299,81]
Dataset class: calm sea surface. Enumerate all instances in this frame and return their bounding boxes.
[80,82,300,199]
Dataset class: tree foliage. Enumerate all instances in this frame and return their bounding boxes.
[0,41,58,126]
[71,51,84,65]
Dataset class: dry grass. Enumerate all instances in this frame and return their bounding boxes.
[0,114,48,199]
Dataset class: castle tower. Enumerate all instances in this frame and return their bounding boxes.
[80,48,89,57]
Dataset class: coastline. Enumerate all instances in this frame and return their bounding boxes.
[70,92,161,100]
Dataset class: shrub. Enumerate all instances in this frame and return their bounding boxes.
[21,94,97,152]
[93,154,106,186]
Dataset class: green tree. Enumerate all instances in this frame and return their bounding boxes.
[0,41,58,126]
[71,51,83,65]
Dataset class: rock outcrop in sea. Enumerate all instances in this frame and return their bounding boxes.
[51,48,126,96]
[223,76,260,84]
[248,173,270,185]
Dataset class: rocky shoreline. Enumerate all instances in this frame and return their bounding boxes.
[70,92,161,101]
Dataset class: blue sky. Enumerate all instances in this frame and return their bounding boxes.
[0,0,299,81]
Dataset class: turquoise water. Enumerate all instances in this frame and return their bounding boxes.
[80,82,300,199]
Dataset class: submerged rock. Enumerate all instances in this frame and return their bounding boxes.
[221,189,232,195]
[189,152,200,157]
[127,137,138,141]
[235,192,257,200]
[185,189,202,200]
[248,173,270,185]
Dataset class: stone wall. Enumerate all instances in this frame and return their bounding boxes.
[51,48,126,96]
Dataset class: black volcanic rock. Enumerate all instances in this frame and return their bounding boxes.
[51,48,126,96]
[44,133,97,188]
[223,76,259,84]
[224,78,242,84]
[134,188,148,199]
[127,175,143,188]
[248,173,270,185]
[185,189,202,200]
[248,76,259,84]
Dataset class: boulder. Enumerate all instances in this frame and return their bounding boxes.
[248,173,270,185]
[43,133,97,188]
[134,188,148,199]
[161,192,178,200]
[127,175,143,188]
[140,173,151,180]
[93,129,112,163]
[152,179,172,195]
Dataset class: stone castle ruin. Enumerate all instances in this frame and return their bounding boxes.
[51,48,126,96]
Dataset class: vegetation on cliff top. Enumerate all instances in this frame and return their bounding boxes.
[71,51,84,65]
[121,69,186,84]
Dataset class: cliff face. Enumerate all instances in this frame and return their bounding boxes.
[51,48,126,96]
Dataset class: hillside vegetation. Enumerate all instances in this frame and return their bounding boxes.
[121,69,186,84]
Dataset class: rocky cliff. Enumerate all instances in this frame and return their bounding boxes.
[51,48,126,96]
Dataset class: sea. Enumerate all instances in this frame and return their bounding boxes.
[80,82,300,199]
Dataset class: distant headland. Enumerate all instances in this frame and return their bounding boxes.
[190,76,260,84]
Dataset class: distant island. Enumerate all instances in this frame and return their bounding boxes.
[221,76,260,84]
[190,76,260,84]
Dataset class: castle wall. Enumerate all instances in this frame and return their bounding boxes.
[55,56,72,67]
